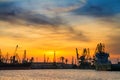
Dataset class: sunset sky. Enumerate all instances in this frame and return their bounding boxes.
[0,0,120,63]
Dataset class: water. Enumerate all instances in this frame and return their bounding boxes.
[0,69,120,80]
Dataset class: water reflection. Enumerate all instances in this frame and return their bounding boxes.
[0,70,120,80]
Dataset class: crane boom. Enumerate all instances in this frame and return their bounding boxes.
[83,48,87,57]
[94,43,105,55]
[23,50,26,60]
[76,48,79,60]
[0,49,2,59]
[14,45,18,56]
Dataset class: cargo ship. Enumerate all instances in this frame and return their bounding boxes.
[0,45,34,70]
[94,43,111,71]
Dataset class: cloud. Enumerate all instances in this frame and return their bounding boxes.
[72,0,120,16]
[69,0,120,33]
[0,23,90,42]
[0,1,90,42]
[0,0,17,2]
[0,1,64,26]
[51,26,90,42]
[0,0,84,26]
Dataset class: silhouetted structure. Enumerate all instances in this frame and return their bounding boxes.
[44,54,46,63]
[94,43,111,71]
[53,51,56,63]
[0,43,120,70]
[76,48,93,69]
[0,45,33,70]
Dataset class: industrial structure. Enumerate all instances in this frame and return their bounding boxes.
[0,45,33,70]
[94,43,111,70]
[0,43,120,70]
[76,48,93,69]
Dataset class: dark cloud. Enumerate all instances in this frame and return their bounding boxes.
[0,1,90,42]
[72,0,120,17]
[0,1,67,27]
[53,27,90,42]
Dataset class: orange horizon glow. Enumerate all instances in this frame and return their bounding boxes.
[0,44,120,64]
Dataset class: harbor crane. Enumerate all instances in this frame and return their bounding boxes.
[22,50,28,63]
[94,43,105,54]
[11,45,20,64]
[76,48,92,68]
[0,49,4,63]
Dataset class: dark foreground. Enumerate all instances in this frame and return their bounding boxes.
[0,62,120,71]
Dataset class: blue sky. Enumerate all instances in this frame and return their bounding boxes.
[0,0,120,24]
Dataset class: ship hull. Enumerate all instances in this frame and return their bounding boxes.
[95,63,111,71]
[111,64,120,71]
[0,63,31,70]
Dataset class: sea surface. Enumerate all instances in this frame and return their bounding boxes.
[0,69,120,80]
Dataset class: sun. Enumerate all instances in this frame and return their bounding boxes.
[46,50,55,56]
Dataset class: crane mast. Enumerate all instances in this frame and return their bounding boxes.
[0,49,2,60]
[12,45,20,64]
[76,48,79,60]
[23,50,26,60]
[0,49,3,63]
[53,51,56,63]
[14,45,18,56]
[22,50,27,63]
